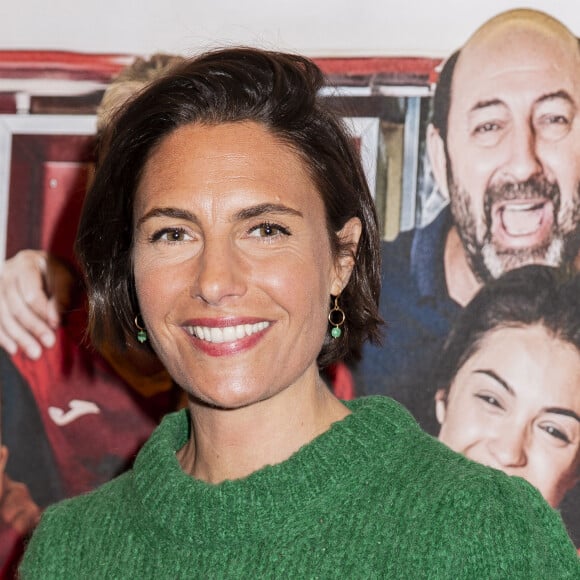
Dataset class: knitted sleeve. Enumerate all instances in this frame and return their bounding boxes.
[424,470,580,578]
[19,502,76,579]
[19,475,132,579]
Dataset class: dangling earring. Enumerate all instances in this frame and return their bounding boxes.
[328,295,345,339]
[135,315,148,344]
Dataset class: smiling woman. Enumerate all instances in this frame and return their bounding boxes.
[20,48,580,577]
[435,265,580,510]
[131,121,355,412]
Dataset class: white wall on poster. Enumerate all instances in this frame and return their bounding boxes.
[0,0,578,58]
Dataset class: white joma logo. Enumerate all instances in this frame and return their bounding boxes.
[48,400,101,426]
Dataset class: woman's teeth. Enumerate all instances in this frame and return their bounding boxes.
[187,321,270,343]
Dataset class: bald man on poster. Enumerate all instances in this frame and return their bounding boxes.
[353,8,580,428]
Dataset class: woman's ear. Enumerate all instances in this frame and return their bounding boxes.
[426,124,450,202]
[330,217,362,296]
[434,388,448,425]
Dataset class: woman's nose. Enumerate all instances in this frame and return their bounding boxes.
[191,237,247,305]
[487,425,528,469]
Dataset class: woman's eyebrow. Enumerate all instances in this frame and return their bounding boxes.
[544,407,580,423]
[234,203,303,221]
[474,370,580,423]
[136,204,303,228]
[474,369,514,395]
[136,207,197,227]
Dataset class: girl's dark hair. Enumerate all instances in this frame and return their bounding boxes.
[75,47,382,368]
[436,265,580,392]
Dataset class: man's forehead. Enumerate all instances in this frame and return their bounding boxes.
[450,18,580,110]
[463,21,576,65]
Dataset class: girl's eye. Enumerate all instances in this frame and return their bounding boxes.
[150,228,191,243]
[541,424,571,445]
[475,393,504,410]
[248,222,290,238]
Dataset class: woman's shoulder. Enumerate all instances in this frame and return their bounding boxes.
[425,466,579,575]
[20,472,134,578]
[352,398,579,574]
[354,397,564,513]
[346,394,421,430]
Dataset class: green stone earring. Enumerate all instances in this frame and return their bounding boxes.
[135,315,148,344]
[328,295,345,339]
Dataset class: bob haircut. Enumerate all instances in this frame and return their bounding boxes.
[435,265,580,393]
[75,47,382,368]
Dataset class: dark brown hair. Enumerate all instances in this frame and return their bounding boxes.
[436,265,580,393]
[75,47,382,368]
[430,49,459,146]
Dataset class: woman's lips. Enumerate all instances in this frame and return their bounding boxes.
[491,199,555,250]
[186,321,270,343]
[182,319,272,357]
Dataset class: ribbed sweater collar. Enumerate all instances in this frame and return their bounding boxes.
[131,396,413,549]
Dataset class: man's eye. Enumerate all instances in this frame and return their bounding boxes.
[470,121,504,146]
[546,114,569,124]
[248,222,290,238]
[474,122,500,134]
[535,113,572,141]
[151,228,191,242]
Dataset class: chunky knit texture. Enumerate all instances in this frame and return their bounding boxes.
[21,396,580,578]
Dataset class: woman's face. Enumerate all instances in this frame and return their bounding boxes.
[436,324,580,507]
[132,121,359,409]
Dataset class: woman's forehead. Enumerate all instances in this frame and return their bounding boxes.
[457,325,580,405]
[134,121,325,220]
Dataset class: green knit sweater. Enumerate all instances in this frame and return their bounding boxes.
[21,396,579,578]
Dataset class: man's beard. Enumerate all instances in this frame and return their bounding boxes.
[448,175,580,283]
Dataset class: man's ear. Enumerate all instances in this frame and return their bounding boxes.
[434,388,448,425]
[330,217,362,296]
[427,123,450,201]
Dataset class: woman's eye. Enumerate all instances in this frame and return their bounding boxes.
[248,222,290,238]
[150,228,191,243]
[541,424,571,444]
[475,393,504,409]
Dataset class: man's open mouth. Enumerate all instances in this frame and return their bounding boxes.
[491,198,555,249]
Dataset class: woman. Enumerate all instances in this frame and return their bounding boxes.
[435,266,580,516]
[21,49,579,577]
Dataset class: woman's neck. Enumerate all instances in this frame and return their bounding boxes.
[177,373,350,484]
